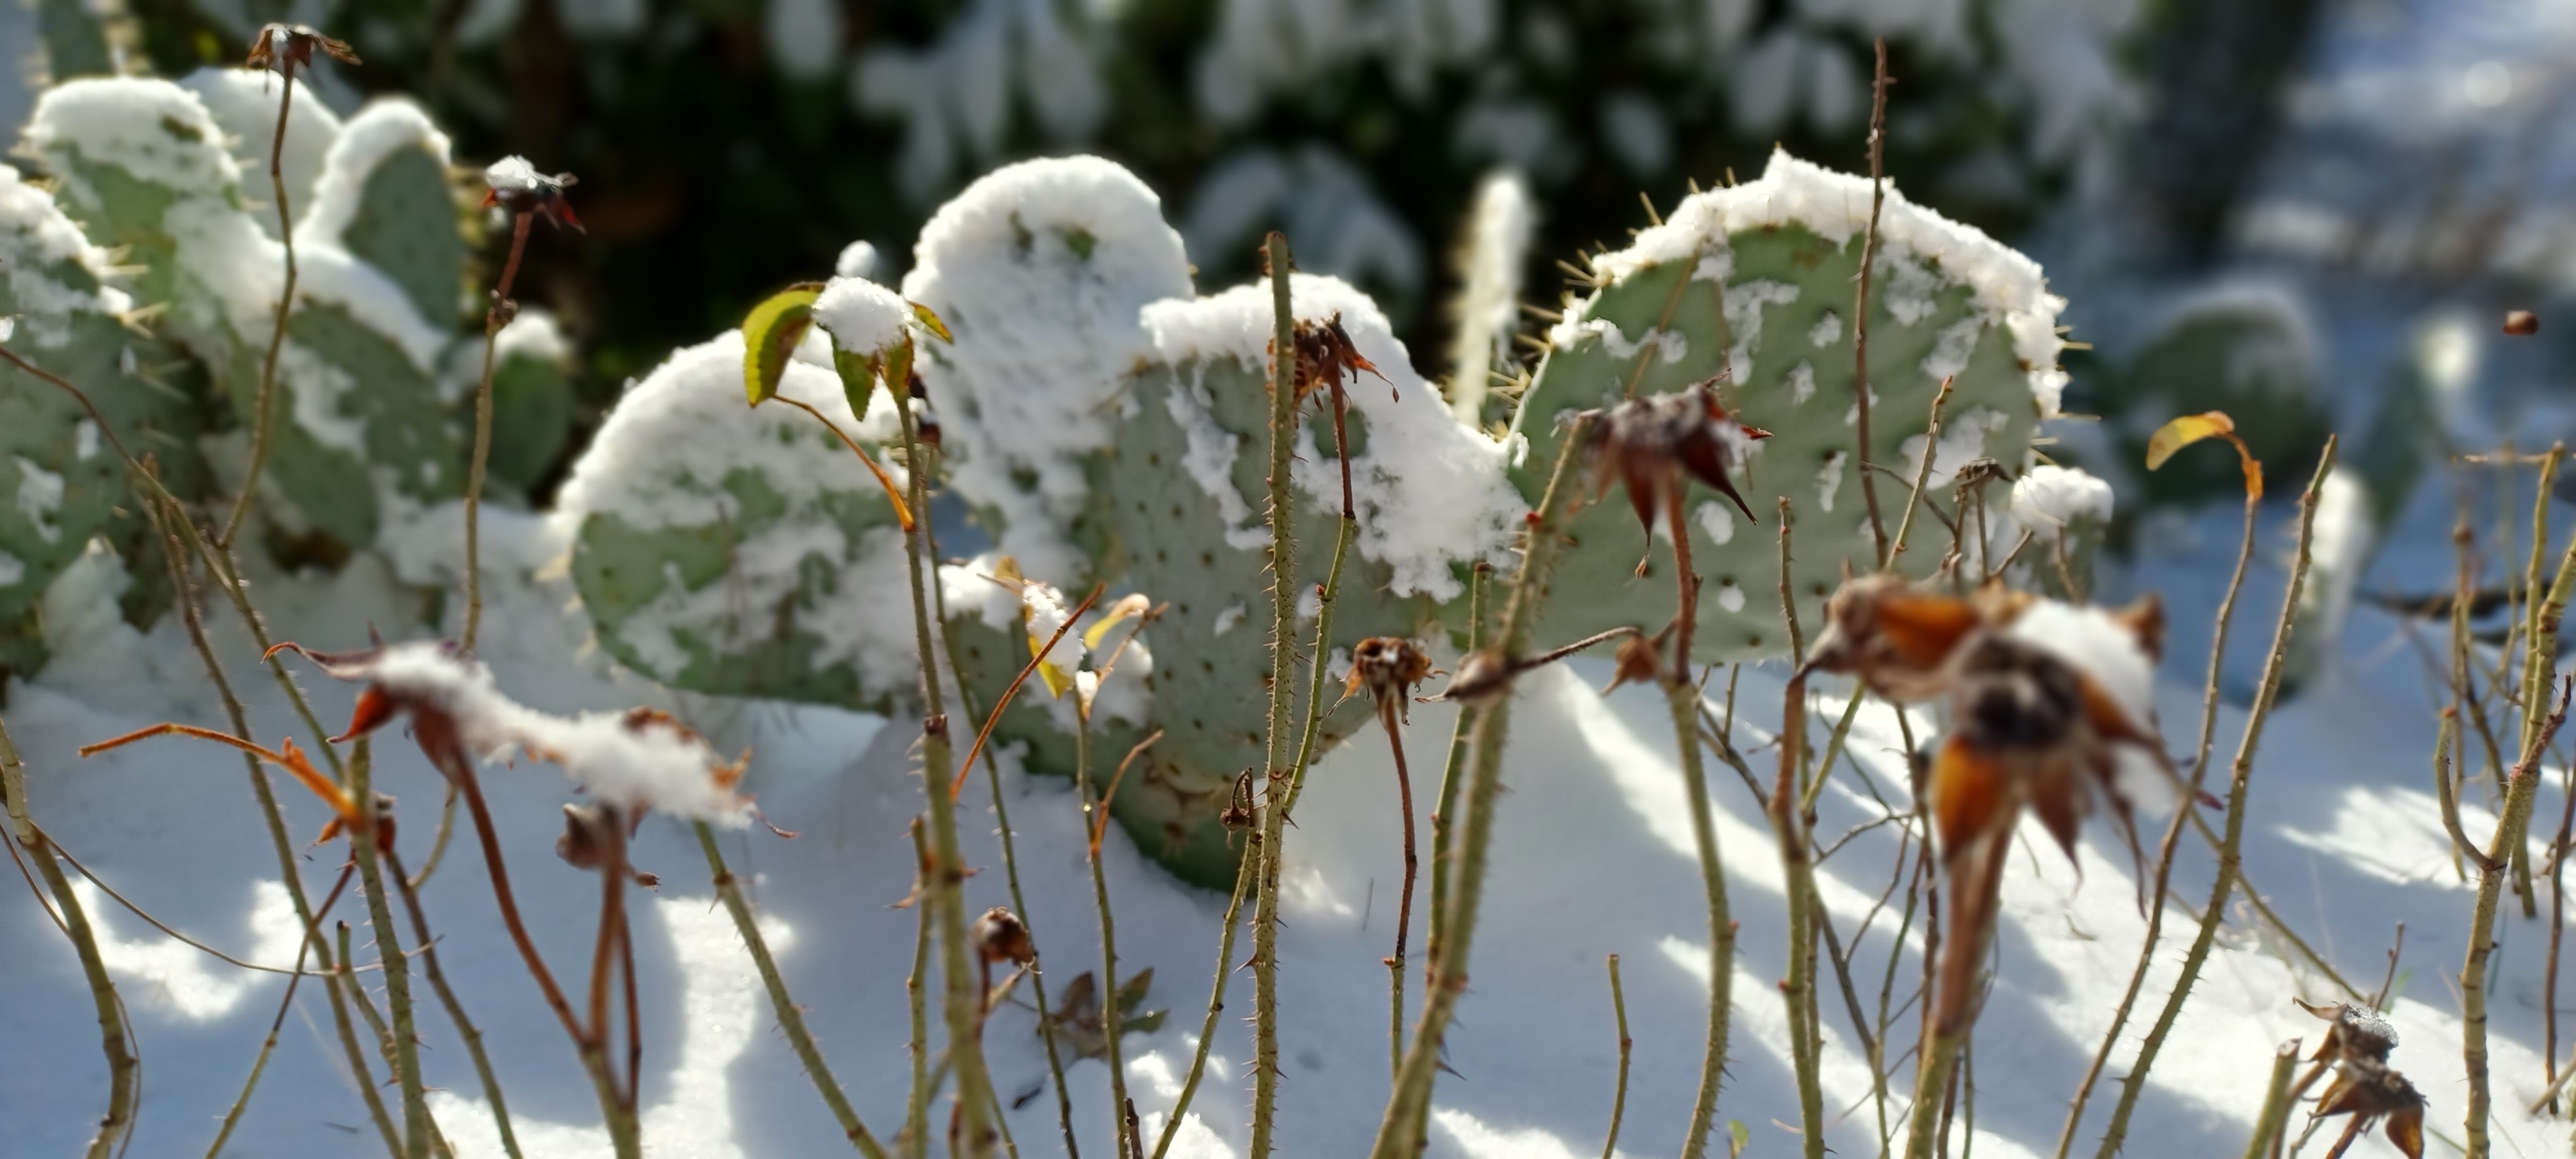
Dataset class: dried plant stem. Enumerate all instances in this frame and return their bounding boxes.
[218,55,303,549]
[384,847,522,1159]
[2087,437,2337,1159]
[1852,38,1893,566]
[461,210,535,654]
[1249,231,1303,1158]
[1671,498,1737,1159]
[133,476,390,1147]
[408,786,459,889]
[46,841,325,976]
[2468,680,2573,1154]
[1368,415,1593,1159]
[1423,565,1488,985]
[1770,675,1824,1159]
[1075,721,1139,1158]
[1602,954,1633,1159]
[1379,694,1419,1084]
[2242,1041,2302,1159]
[3,718,136,1159]
[583,807,640,1153]
[889,367,998,1157]
[2550,755,2576,1098]
[337,922,413,1158]
[347,740,432,1159]
[2052,439,2264,1159]
[205,865,348,1158]
[1146,836,1255,1159]
[697,823,889,1157]
[1887,378,1954,563]
[904,820,933,1159]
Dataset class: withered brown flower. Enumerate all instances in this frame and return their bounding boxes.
[972,907,1037,967]
[1342,636,1434,723]
[1584,382,1770,538]
[1600,631,1666,695]
[1269,313,1390,410]
[247,23,359,71]
[482,156,586,234]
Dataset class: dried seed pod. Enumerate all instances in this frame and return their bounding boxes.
[2505,309,2540,336]
[972,907,1036,966]
[2293,998,2399,1065]
[1434,648,1514,705]
[1343,636,1434,722]
[1268,312,1391,409]
[247,23,359,70]
[2310,1055,2425,1159]
[482,156,585,234]
[1600,631,1666,695]
[1583,381,1770,538]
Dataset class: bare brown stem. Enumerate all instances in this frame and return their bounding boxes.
[1852,38,1893,566]
[219,56,302,550]
[3,718,138,1159]
[1602,954,1631,1159]
[461,211,535,654]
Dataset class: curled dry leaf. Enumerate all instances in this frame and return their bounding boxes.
[972,907,1036,967]
[270,639,757,824]
[2145,410,2262,499]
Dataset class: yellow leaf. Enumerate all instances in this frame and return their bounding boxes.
[1033,657,1075,700]
[909,301,954,343]
[1083,593,1153,650]
[2145,410,2262,499]
[741,283,825,406]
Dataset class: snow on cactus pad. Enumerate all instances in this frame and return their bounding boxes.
[558,329,922,711]
[1511,148,2069,659]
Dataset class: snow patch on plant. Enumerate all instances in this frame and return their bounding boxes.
[294,98,453,252]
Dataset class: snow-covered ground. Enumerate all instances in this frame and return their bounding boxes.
[2,476,2568,1158]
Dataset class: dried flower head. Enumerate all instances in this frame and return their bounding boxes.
[1342,637,1434,722]
[1801,574,2016,702]
[247,24,359,71]
[482,156,585,234]
[2294,999,2399,1065]
[2312,1056,2425,1159]
[1269,312,1389,409]
[972,907,1037,966]
[1584,382,1770,541]
[1432,648,1514,706]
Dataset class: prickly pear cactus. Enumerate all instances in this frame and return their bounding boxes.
[2104,283,2330,512]
[556,329,923,711]
[25,79,469,549]
[0,165,210,680]
[469,310,577,497]
[1510,149,2071,657]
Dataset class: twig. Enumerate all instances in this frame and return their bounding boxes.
[346,740,432,1158]
[1423,564,1489,985]
[904,820,933,1159]
[582,806,639,1151]
[1887,377,1954,563]
[1075,720,1138,1158]
[337,921,411,1158]
[1367,415,1593,1158]
[699,824,890,1156]
[1852,37,1894,566]
[1146,835,1255,1159]
[2551,750,2576,1096]
[384,848,522,1158]
[2432,711,2500,871]
[1669,495,1736,1159]
[886,350,998,1156]
[3,717,138,1159]
[45,842,327,975]
[461,210,535,653]
[2466,681,2574,1156]
[1378,693,1418,1083]
[218,51,306,549]
[1251,231,1303,1158]
[2372,923,2405,1011]
[1770,666,1825,1159]
[407,786,459,890]
[1602,954,1631,1159]
[204,865,348,1158]
[2242,1041,2303,1159]
[2053,424,2266,1159]
[949,583,1104,800]
[2086,437,2338,1159]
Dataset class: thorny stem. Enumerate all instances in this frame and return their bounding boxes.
[952,583,1104,802]
[891,354,998,1156]
[1368,416,1593,1159]
[1669,497,1737,1159]
[2551,745,2576,1098]
[698,823,891,1158]
[1852,38,1894,567]
[385,848,524,1159]
[346,740,432,1159]
[2242,1041,2303,1159]
[218,56,303,550]
[1146,834,1256,1159]
[1770,671,1824,1159]
[2052,450,2264,1159]
[583,806,639,1152]
[2466,679,2573,1156]
[2512,448,2574,921]
[339,922,417,1158]
[205,865,347,1159]
[1602,953,1632,1159]
[2087,437,2337,1159]
[131,475,389,1147]
[3,718,137,1159]
[461,211,535,654]
[1075,721,1139,1158]
[904,820,933,1159]
[1250,231,1302,1158]
[1425,563,1489,988]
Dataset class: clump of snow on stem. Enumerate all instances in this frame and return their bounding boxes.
[2008,465,2113,537]
[901,156,1192,585]
[484,155,547,194]
[1571,148,2069,416]
[2000,599,2155,740]
[1142,272,1528,600]
[331,641,755,824]
[811,276,913,356]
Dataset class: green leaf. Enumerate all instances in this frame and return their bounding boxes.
[1728,1120,1750,1157]
[742,283,824,406]
[833,349,878,428]
[908,301,952,343]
